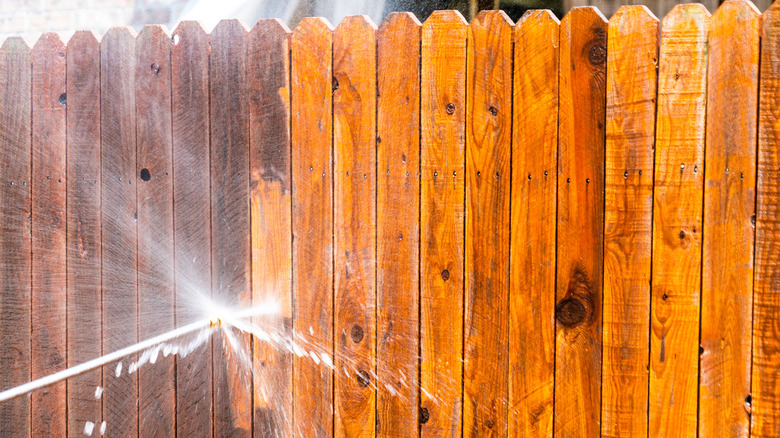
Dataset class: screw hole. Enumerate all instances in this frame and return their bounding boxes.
[140,168,151,182]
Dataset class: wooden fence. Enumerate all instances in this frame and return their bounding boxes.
[1,0,780,436]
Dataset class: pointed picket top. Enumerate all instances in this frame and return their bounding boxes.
[250,18,292,39]
[32,32,65,54]
[68,30,100,47]
[335,14,378,33]
[472,9,514,28]
[713,0,761,20]
[517,9,560,27]
[423,9,468,29]
[172,20,208,45]
[102,26,138,44]
[212,18,250,39]
[1,36,30,52]
[137,24,171,42]
[563,6,609,26]
[611,5,659,27]
[379,11,422,33]
[662,3,712,29]
[293,17,334,47]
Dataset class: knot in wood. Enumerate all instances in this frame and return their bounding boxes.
[556,298,587,327]
[588,44,606,66]
[350,324,363,343]
[356,369,370,387]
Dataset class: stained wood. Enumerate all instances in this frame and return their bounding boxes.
[135,24,175,437]
[171,20,213,437]
[30,32,67,437]
[66,30,103,436]
[753,3,780,436]
[420,10,467,438]
[0,37,32,438]
[247,18,293,438]
[376,12,421,438]
[601,6,658,437]
[463,10,512,437]
[649,5,709,437]
[555,7,607,438]
[700,1,760,436]
[100,26,138,436]
[209,19,252,437]
[509,10,559,438]
[332,15,378,437]
[291,17,334,437]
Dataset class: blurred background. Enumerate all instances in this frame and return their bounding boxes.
[0,0,769,46]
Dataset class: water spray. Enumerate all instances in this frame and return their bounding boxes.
[0,303,279,404]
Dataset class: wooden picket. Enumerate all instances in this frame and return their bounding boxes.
[5,2,780,436]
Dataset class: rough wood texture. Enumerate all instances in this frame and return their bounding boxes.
[171,20,213,438]
[100,26,138,437]
[509,10,559,438]
[700,1,760,437]
[0,37,32,438]
[753,2,780,436]
[247,18,293,438]
[420,10,466,438]
[291,17,334,438]
[602,6,658,437]
[30,32,67,437]
[649,5,709,437]
[463,10,512,437]
[555,7,607,438]
[209,19,252,437]
[66,29,103,436]
[376,12,421,438]
[135,24,175,437]
[333,14,378,438]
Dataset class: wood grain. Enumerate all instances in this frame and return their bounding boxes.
[376,11,421,438]
[700,1,760,436]
[0,37,31,438]
[135,24,175,437]
[555,7,607,438]
[463,10,512,437]
[100,26,138,437]
[420,10,467,438]
[171,20,213,438]
[509,10,559,438]
[209,19,252,437]
[601,6,658,437]
[247,18,293,438]
[291,17,334,438]
[30,32,67,437]
[333,15,377,438]
[66,29,103,436]
[753,3,780,436]
[649,5,709,437]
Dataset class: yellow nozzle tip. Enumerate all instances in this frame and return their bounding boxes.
[208,317,222,328]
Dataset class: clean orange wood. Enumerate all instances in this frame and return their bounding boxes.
[700,1,760,436]
[209,19,252,437]
[291,17,334,437]
[376,12,421,437]
[66,30,103,436]
[100,27,138,436]
[420,10,466,438]
[30,32,67,437]
[555,7,607,438]
[135,24,175,436]
[332,16,377,437]
[247,18,293,437]
[649,5,709,437]
[752,2,780,436]
[171,20,213,437]
[602,6,658,437]
[464,9,512,437]
[509,10,558,437]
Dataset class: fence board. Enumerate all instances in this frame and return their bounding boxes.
[649,5,709,437]
[333,15,378,437]
[463,10,512,437]
[291,17,334,438]
[30,32,67,437]
[0,37,31,438]
[752,2,780,436]
[209,19,252,437]
[100,26,138,437]
[420,10,467,438]
[700,1,760,436]
[376,12,421,438]
[135,24,175,437]
[509,10,559,437]
[602,6,658,437]
[171,20,213,438]
[555,7,607,438]
[66,30,102,436]
[247,18,293,438]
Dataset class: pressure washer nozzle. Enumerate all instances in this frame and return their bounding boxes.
[208,317,222,328]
